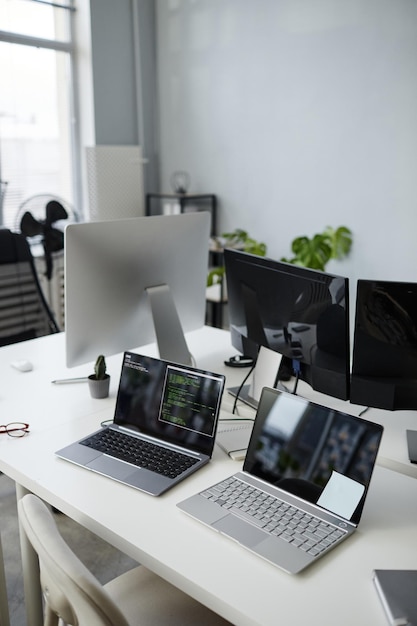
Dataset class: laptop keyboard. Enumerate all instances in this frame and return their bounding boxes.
[201,476,347,557]
[81,428,199,478]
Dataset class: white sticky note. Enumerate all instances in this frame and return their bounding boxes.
[317,471,365,520]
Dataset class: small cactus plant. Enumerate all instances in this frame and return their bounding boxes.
[88,354,110,398]
[94,354,107,380]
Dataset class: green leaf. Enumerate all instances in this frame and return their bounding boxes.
[244,239,267,256]
[207,267,225,286]
[324,226,353,259]
[208,228,267,285]
[282,225,352,271]
[291,235,331,271]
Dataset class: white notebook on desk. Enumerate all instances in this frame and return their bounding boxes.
[216,421,253,460]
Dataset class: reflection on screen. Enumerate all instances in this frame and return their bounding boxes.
[243,389,383,523]
[224,248,350,401]
[351,280,417,409]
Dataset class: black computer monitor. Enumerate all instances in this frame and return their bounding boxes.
[65,212,211,368]
[351,279,417,410]
[224,248,350,401]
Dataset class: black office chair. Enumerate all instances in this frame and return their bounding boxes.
[0,228,60,347]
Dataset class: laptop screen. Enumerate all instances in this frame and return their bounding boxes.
[243,388,383,524]
[114,352,225,456]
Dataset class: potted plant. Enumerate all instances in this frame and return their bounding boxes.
[88,355,110,399]
[208,229,267,286]
[280,226,352,271]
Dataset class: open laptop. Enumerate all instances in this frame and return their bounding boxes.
[56,351,225,496]
[178,387,383,574]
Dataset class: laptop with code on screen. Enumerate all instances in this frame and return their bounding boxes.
[178,387,383,573]
[56,352,225,496]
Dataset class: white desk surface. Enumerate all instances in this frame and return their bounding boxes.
[1,327,417,626]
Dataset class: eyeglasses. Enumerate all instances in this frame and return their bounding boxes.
[0,422,30,437]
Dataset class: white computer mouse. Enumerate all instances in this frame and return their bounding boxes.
[11,359,33,372]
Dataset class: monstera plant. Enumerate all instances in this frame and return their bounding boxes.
[281,226,352,271]
[207,225,352,287]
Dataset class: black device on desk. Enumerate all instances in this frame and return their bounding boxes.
[351,279,417,410]
[224,248,350,402]
[224,355,255,368]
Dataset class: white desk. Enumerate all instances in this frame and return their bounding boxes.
[1,327,417,626]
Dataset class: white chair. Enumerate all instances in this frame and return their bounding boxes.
[18,494,230,626]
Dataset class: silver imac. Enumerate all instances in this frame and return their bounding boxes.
[64,212,210,367]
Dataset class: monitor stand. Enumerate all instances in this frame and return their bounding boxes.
[146,284,193,366]
[228,346,284,409]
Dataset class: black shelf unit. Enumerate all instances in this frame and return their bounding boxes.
[146,192,227,328]
[145,193,217,236]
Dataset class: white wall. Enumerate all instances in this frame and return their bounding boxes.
[75,0,159,212]
[156,0,417,286]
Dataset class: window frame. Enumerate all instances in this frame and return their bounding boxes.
[0,0,82,224]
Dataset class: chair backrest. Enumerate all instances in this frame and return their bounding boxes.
[0,533,10,626]
[18,495,130,626]
[0,229,59,346]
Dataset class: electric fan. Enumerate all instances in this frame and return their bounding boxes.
[17,194,77,279]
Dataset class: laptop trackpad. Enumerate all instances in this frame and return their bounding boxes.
[255,536,311,574]
[212,513,266,547]
[87,455,133,480]
[213,515,312,574]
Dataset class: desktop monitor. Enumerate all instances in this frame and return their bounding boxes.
[224,248,350,401]
[351,279,417,410]
[65,212,211,368]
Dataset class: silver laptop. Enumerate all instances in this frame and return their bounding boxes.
[56,352,225,496]
[178,387,383,574]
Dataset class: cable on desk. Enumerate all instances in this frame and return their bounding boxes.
[292,359,301,395]
[232,362,256,414]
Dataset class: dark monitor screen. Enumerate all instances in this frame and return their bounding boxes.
[351,279,417,410]
[244,388,383,525]
[224,248,350,400]
[114,352,225,456]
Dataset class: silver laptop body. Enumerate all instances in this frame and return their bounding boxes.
[56,352,225,496]
[178,387,383,573]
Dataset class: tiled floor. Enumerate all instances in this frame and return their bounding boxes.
[0,473,137,626]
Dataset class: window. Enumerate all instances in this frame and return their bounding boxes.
[0,0,79,229]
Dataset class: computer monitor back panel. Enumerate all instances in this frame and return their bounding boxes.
[351,279,417,410]
[224,249,350,400]
[65,213,210,367]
